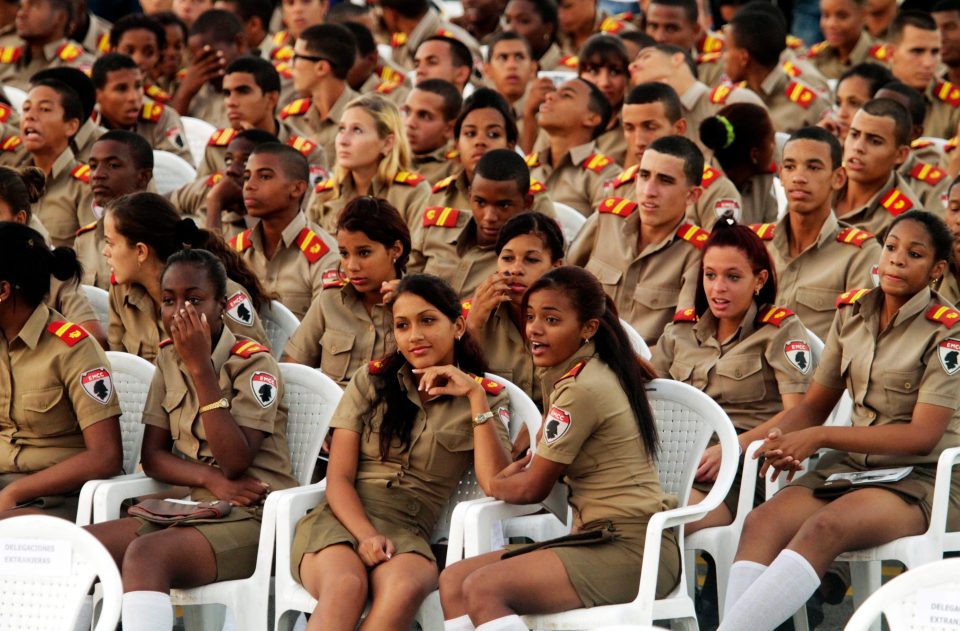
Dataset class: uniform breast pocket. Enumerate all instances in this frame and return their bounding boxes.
[883,369,922,417]
[795,286,841,313]
[585,259,623,294]
[428,428,474,475]
[669,361,696,385]
[716,355,766,403]
[632,285,680,312]
[161,389,189,439]
[121,330,145,357]
[19,386,73,436]
[319,329,356,382]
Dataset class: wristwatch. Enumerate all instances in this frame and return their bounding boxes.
[199,397,230,415]
[473,410,495,428]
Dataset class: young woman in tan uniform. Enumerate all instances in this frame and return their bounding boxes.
[290,274,511,631]
[438,266,680,631]
[103,192,269,361]
[717,210,960,631]
[938,176,960,304]
[651,220,815,533]
[282,196,411,386]
[0,222,122,520]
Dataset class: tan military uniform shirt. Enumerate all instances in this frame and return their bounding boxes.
[46,277,97,326]
[595,118,627,168]
[167,173,226,221]
[283,279,396,386]
[412,144,459,186]
[305,170,432,234]
[816,287,960,467]
[899,152,950,217]
[196,120,328,180]
[107,278,269,362]
[936,273,960,306]
[537,43,566,72]
[78,12,112,55]
[92,100,192,162]
[651,304,814,431]
[556,11,635,57]
[696,52,726,89]
[388,8,482,70]
[358,71,411,106]
[835,171,923,236]
[568,208,704,345]
[279,86,360,167]
[537,345,674,528]
[0,39,95,91]
[428,169,556,220]
[0,304,120,474]
[740,172,778,225]
[923,81,960,139]
[911,138,948,169]
[187,83,229,130]
[30,147,95,248]
[527,140,622,216]
[804,32,887,80]
[407,207,497,299]
[72,120,106,164]
[74,217,111,289]
[231,212,339,319]
[754,66,829,134]
[469,302,541,405]
[142,329,297,500]
[0,23,19,49]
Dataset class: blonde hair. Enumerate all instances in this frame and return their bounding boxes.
[333,93,412,197]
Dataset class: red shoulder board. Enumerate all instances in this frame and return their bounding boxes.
[461,299,472,319]
[110,272,117,286]
[47,320,88,347]
[786,34,805,50]
[599,16,626,34]
[379,65,404,84]
[56,42,82,62]
[697,51,722,64]
[471,374,505,395]
[783,61,801,77]
[926,304,960,328]
[909,162,946,185]
[559,54,579,69]
[436,28,455,38]
[423,206,460,227]
[145,83,171,103]
[701,165,720,188]
[806,41,829,57]
[709,85,733,105]
[612,164,638,189]
[597,196,637,217]
[444,148,459,160]
[674,307,698,323]
[206,172,224,188]
[140,101,164,123]
[676,223,710,249]
[524,152,540,168]
[614,11,634,21]
[836,288,869,308]
[558,359,588,381]
[208,128,238,147]
[229,229,253,253]
[97,31,110,53]
[0,135,21,151]
[0,46,23,63]
[394,170,425,186]
[280,98,312,119]
[948,137,959,153]
[582,153,613,173]
[390,32,408,48]
[271,45,293,62]
[912,138,934,150]
[273,61,293,80]
[836,226,874,247]
[369,358,388,373]
[286,135,317,156]
[375,80,402,95]
[158,338,173,348]
[71,163,91,184]
[699,32,725,54]
[749,223,776,240]
[315,179,335,194]
[879,187,914,216]
[75,220,97,237]
[175,68,187,81]
[431,175,456,193]
[322,269,348,289]
[785,81,817,109]
[934,81,960,107]
[0,103,12,123]
[296,228,330,264]
[758,306,795,327]
[272,30,291,46]
[868,43,890,62]
[230,340,270,358]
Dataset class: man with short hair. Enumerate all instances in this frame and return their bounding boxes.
[934,0,960,87]
[484,31,539,135]
[402,79,462,184]
[864,0,897,39]
[379,0,480,70]
[31,67,106,164]
[340,21,410,104]
[212,0,275,59]
[645,0,725,87]
[109,14,169,103]
[414,35,474,93]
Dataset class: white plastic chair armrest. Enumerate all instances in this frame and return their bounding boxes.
[925,446,960,537]
[461,498,558,558]
[275,482,328,552]
[91,474,173,522]
[76,478,108,526]
[733,441,762,522]
[446,496,497,565]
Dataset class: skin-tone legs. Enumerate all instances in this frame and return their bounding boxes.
[685,487,735,535]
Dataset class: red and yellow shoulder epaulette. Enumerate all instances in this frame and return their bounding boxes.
[208,128,238,147]
[432,174,456,193]
[836,226,874,247]
[697,51,722,64]
[699,32,725,54]
[702,165,720,188]
[97,32,111,53]
[926,304,960,328]
[159,338,173,348]
[758,306,795,327]
[785,81,817,109]
[272,30,291,47]
[836,288,869,308]
[749,223,776,240]
[56,42,83,62]
[144,83,171,103]
[529,178,546,194]
[674,307,698,323]
[375,80,401,95]
[423,206,460,227]
[286,135,317,156]
[140,101,164,123]
[378,65,404,84]
[948,137,959,153]
[444,148,459,160]
[470,373,505,395]
[229,229,253,253]
[231,340,270,358]
[322,269,348,289]
[599,16,627,34]
[559,54,578,69]
[71,163,91,184]
[709,84,734,105]
[280,98,312,119]
[524,152,540,168]
[611,164,638,189]
[0,135,21,152]
[879,187,913,216]
[0,103,12,123]
[0,46,22,64]
[783,61,801,78]
[868,43,890,62]
[614,10,635,21]
[273,61,293,80]
[582,152,613,173]
[175,68,187,81]
[47,320,88,347]
[394,170,425,186]
[296,227,330,264]
[557,359,589,382]
[110,272,117,285]
[271,45,293,62]
[934,81,960,107]
[435,28,457,38]
[461,299,472,319]
[676,223,710,249]
[206,172,224,187]
[75,220,97,237]
[786,34,805,50]
[315,178,335,194]
[597,196,637,217]
[806,41,829,57]
[390,32,408,48]
[912,138,934,150]
[369,358,388,374]
[909,162,946,186]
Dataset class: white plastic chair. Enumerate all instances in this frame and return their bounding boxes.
[0,515,122,631]
[376,43,393,62]
[843,558,960,631]
[4,85,26,113]
[261,300,301,358]
[81,284,109,333]
[553,201,586,244]
[180,116,217,168]
[620,318,652,360]
[773,177,787,220]
[152,150,197,195]
[90,363,342,631]
[450,378,740,629]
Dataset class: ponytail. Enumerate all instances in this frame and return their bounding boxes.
[0,223,82,307]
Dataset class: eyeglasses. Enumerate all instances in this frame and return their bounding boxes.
[292,52,336,68]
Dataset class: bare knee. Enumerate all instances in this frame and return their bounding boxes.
[322,567,368,604]
[439,561,470,604]
[793,510,845,552]
[463,567,506,615]
[377,573,434,609]
[121,535,168,590]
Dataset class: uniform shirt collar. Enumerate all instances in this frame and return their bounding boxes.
[210,326,238,373]
[849,31,875,61]
[569,140,599,167]
[326,86,359,125]
[75,119,104,150]
[538,341,596,404]
[681,81,709,111]
[49,146,77,180]
[694,301,759,345]
[773,212,839,252]
[41,39,68,62]
[856,285,933,328]
[16,303,51,350]
[415,142,452,164]
[760,65,787,96]
[279,211,309,247]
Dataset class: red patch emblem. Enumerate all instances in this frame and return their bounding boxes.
[939,339,960,375]
[225,291,254,327]
[250,371,279,408]
[80,368,113,405]
[544,406,571,444]
[784,340,812,374]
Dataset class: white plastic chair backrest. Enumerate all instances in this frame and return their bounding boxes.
[377,43,393,62]
[843,558,960,631]
[261,300,301,358]
[553,202,586,244]
[180,116,216,168]
[81,284,110,335]
[620,318,652,360]
[775,132,790,155]
[773,177,787,220]
[4,85,26,113]
[485,372,542,447]
[0,515,122,631]
[151,150,197,194]
[105,352,155,475]
[279,363,342,485]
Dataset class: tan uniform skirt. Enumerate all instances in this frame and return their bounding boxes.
[504,517,682,608]
[1,473,80,521]
[290,485,439,584]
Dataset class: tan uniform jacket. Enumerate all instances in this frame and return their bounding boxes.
[30,147,95,248]
[804,32,887,80]
[936,272,960,307]
[72,120,106,164]
[46,277,97,326]
[305,171,432,234]
[923,81,960,140]
[167,173,227,221]
[187,83,230,130]
[556,11,635,57]
[407,207,498,299]
[527,140,622,216]
[898,152,950,217]
[537,43,566,72]
[911,138,948,169]
[815,287,960,466]
[412,144,459,186]
[696,52,726,88]
[595,118,627,168]
[428,169,556,219]
[0,39,95,91]
[358,71,411,107]
[279,87,360,166]
[754,66,829,134]
[468,302,541,405]
[0,304,120,474]
[835,171,923,236]
[388,9,482,70]
[283,279,396,386]
[92,100,192,162]
[196,120,329,180]
[74,215,111,290]
[739,172,779,225]
[78,12,111,55]
[143,329,297,500]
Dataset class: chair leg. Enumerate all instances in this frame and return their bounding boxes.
[684,550,698,598]
[669,615,700,631]
[275,609,301,631]
[712,547,735,618]
[791,603,809,631]
[182,603,227,631]
[850,561,882,631]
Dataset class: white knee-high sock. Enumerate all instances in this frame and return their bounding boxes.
[475,614,527,631]
[444,614,476,631]
[718,550,821,631]
[722,560,767,619]
[71,595,93,631]
[121,591,174,631]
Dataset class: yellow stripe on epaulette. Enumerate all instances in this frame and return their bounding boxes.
[785,81,817,109]
[394,171,425,186]
[208,128,238,147]
[47,320,88,346]
[296,228,330,264]
[470,374,505,395]
[749,223,776,240]
[229,229,253,253]
[524,152,540,168]
[75,220,97,237]
[836,226,874,247]
[423,206,460,227]
[806,41,829,57]
[431,175,456,193]
[701,165,720,188]
[836,288,868,308]
[558,359,588,381]
[909,162,946,185]
[926,304,960,328]
[71,164,91,184]
[230,340,270,358]
[0,135,22,152]
[676,223,709,249]
[582,153,612,173]
[674,307,697,323]
[758,306,795,327]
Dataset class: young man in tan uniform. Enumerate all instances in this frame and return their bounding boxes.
[568,135,706,346]
[402,80,462,185]
[340,22,410,106]
[380,0,480,70]
[804,3,888,80]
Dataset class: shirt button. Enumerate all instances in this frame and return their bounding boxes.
[904,382,912,389]
[735,369,742,377]
[406,501,419,515]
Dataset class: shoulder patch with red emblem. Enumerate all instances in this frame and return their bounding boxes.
[749,223,776,240]
[0,135,21,151]
[369,358,387,374]
[611,164,638,189]
[674,307,697,323]
[423,206,460,227]
[909,162,946,186]
[140,101,164,123]
[229,229,253,253]
[836,288,869,308]
[806,41,829,57]
[599,16,627,34]
[231,340,270,358]
[676,223,710,249]
[75,220,97,237]
[225,291,255,326]
[56,42,83,62]
[582,152,613,173]
[80,366,113,404]
[709,85,734,105]
[836,226,874,247]
[935,81,960,107]
[296,228,330,264]
[394,170,425,186]
[597,196,637,217]
[250,370,279,407]
[879,187,914,216]
[431,174,456,193]
[524,152,540,168]
[0,46,22,63]
[559,54,578,68]
[314,178,335,194]
[145,83,171,103]
[529,178,546,194]
[701,165,720,188]
[208,128,238,147]
[286,135,317,156]
[912,138,934,150]
[697,51,722,64]
[758,306,795,327]
[322,269,348,289]
[71,163,91,184]
[280,98,312,119]
[868,43,890,62]
[47,320,89,346]
[783,61,801,77]
[926,304,960,328]
[159,338,173,348]
[699,32,725,53]
[785,81,818,109]
[470,374,505,395]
